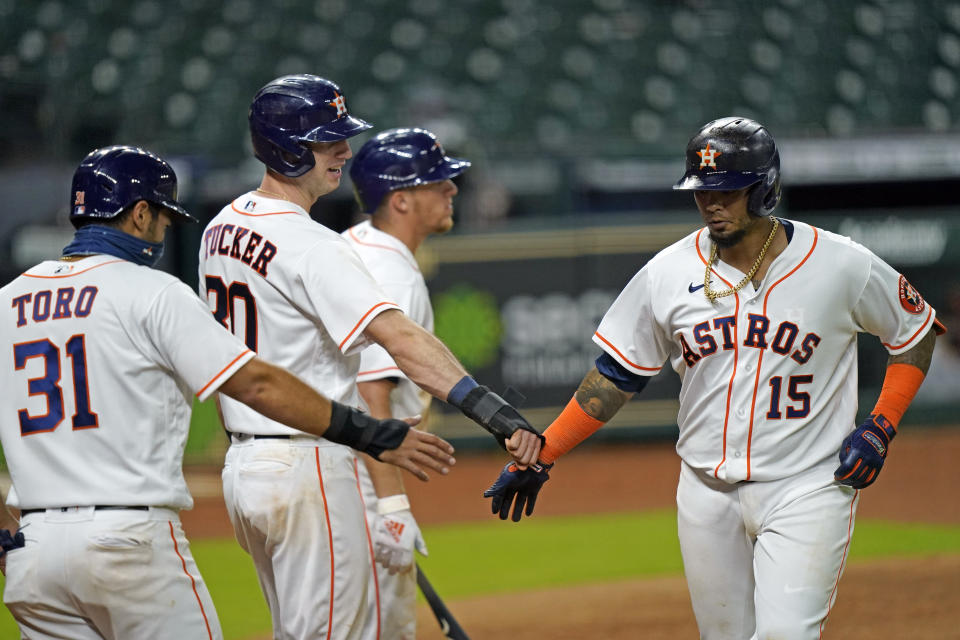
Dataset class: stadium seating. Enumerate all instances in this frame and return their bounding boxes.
[1,0,957,166]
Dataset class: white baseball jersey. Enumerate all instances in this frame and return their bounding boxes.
[595,220,940,483]
[343,220,433,420]
[0,254,254,510]
[199,192,401,640]
[344,220,433,640]
[595,218,940,636]
[199,192,401,433]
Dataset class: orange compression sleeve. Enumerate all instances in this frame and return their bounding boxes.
[872,363,926,430]
[539,397,606,464]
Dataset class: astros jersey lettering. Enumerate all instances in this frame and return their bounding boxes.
[595,220,940,483]
[0,255,253,510]
[343,220,433,420]
[199,192,401,434]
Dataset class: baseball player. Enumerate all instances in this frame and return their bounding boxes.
[344,127,470,640]
[199,75,540,640]
[0,146,455,640]
[484,117,946,638]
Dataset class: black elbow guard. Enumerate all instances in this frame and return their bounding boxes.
[324,402,409,459]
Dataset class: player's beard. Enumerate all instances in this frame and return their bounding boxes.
[709,215,772,248]
[709,227,747,248]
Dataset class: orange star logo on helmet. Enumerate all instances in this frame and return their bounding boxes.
[697,143,721,169]
[332,92,347,117]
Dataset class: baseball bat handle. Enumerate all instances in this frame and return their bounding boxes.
[416,563,471,640]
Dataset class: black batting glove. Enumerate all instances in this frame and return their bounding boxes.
[483,460,553,522]
[0,528,25,556]
[834,413,896,489]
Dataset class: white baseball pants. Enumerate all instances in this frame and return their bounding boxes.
[677,457,859,640]
[4,506,220,640]
[222,437,374,640]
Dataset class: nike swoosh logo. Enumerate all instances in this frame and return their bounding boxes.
[689,283,705,293]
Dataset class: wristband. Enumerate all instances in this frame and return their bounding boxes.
[377,494,411,515]
[447,375,479,406]
[872,363,925,429]
[324,402,409,458]
[454,383,541,450]
[540,397,606,464]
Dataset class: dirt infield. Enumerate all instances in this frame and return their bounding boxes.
[182,426,960,638]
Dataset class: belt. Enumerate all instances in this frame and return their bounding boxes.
[228,432,292,441]
[20,506,150,516]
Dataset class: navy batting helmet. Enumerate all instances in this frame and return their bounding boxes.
[249,74,372,178]
[70,145,193,229]
[673,117,781,217]
[350,128,471,214]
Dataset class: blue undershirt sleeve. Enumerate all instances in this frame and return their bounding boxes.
[595,352,650,393]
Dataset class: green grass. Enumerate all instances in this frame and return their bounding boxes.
[1,513,958,639]
[416,512,960,599]
[184,397,228,464]
[846,519,960,557]
[416,510,684,598]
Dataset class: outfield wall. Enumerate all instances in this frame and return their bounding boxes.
[183,212,960,462]
[3,213,956,471]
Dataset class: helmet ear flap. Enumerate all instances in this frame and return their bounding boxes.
[747,163,781,217]
[277,146,314,175]
[746,184,764,217]
[763,165,782,214]
[250,118,316,178]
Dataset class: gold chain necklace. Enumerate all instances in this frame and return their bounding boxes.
[255,187,287,200]
[703,217,780,302]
